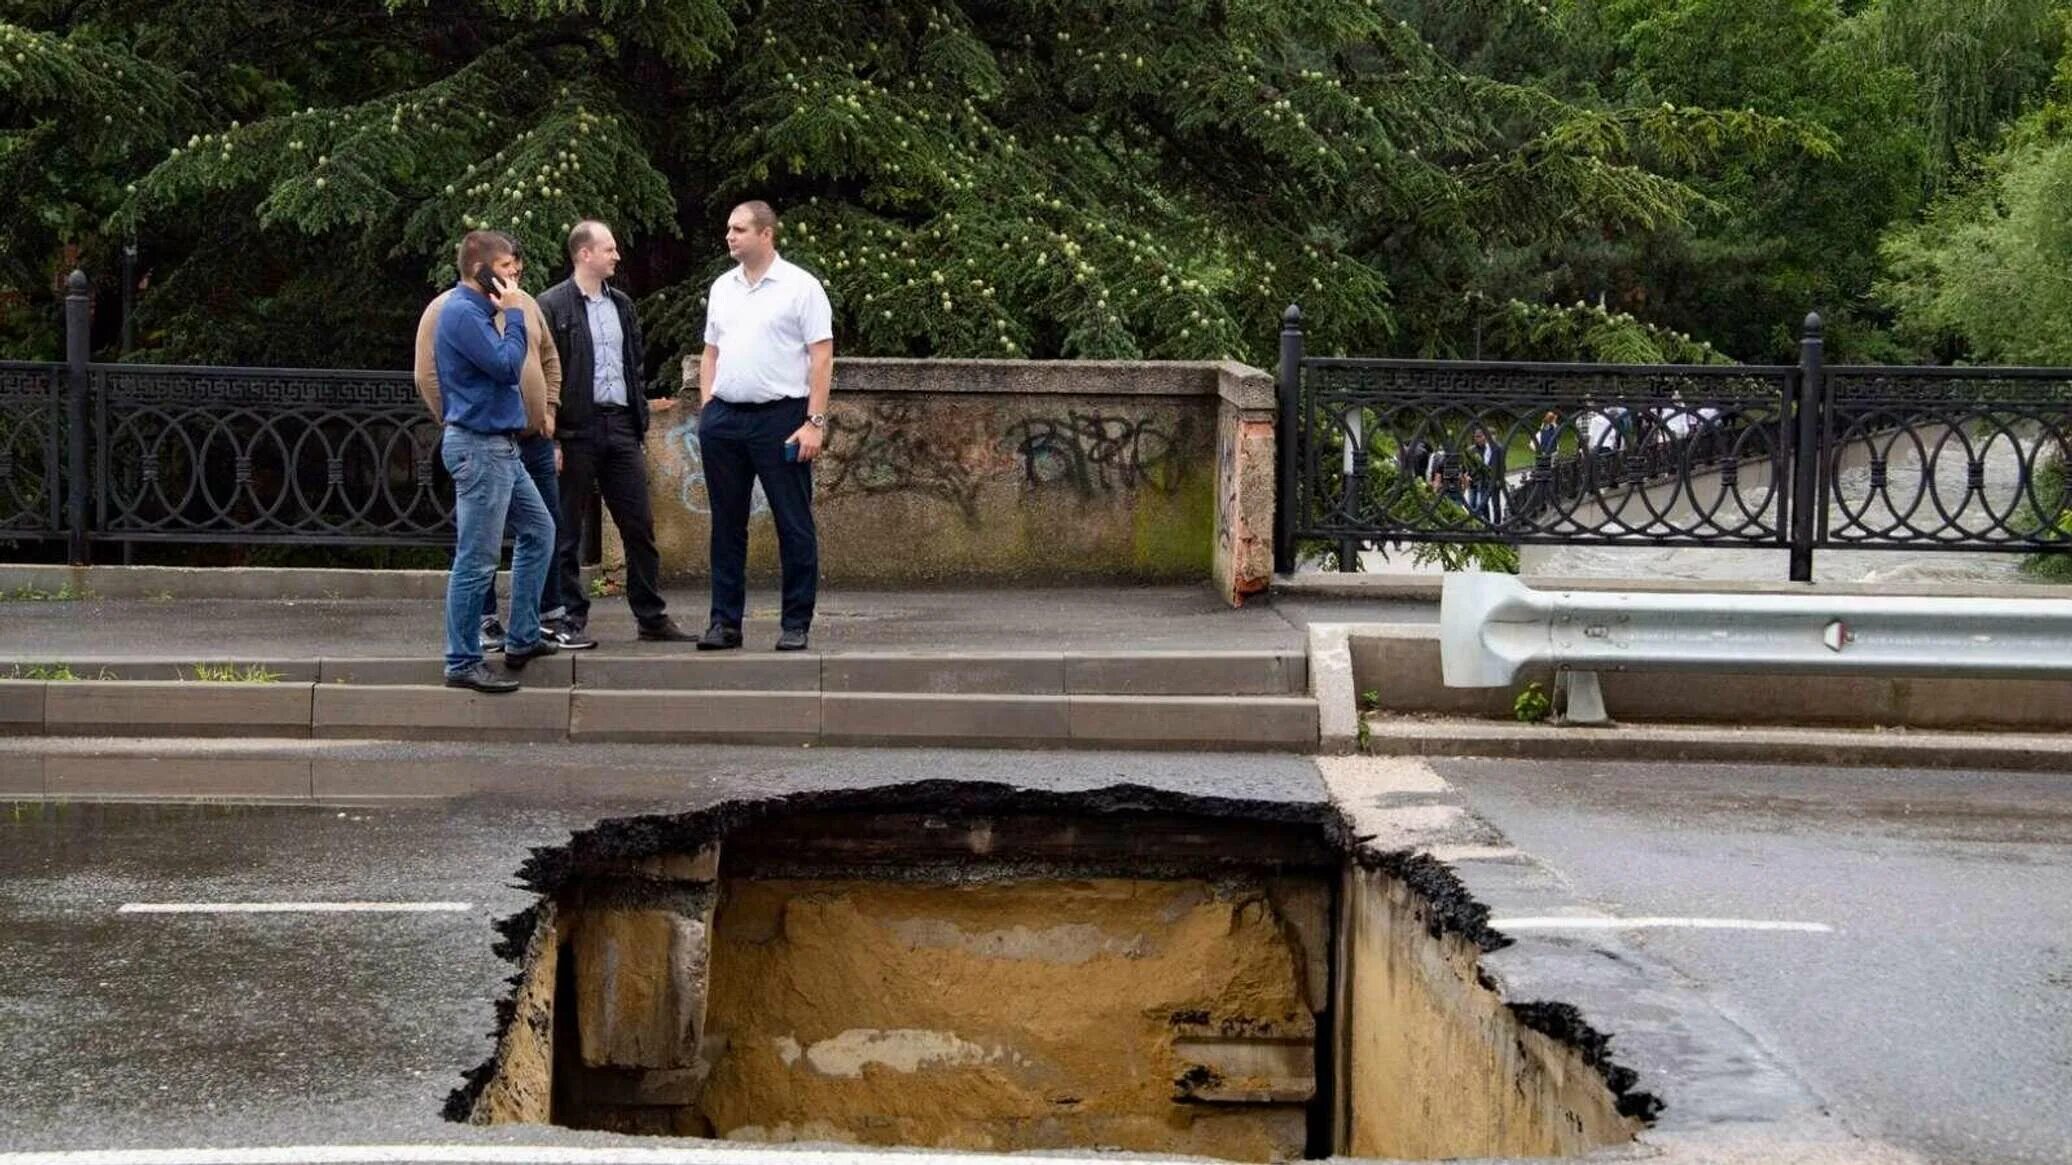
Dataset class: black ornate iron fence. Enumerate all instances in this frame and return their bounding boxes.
[1274,308,2072,581]
[1822,366,2072,551]
[92,365,448,546]
[3,271,454,562]
[0,361,65,540]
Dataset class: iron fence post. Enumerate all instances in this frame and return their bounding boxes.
[1790,312,1824,582]
[119,240,136,356]
[64,269,91,565]
[1273,304,1302,575]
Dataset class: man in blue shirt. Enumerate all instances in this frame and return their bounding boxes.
[434,230,560,692]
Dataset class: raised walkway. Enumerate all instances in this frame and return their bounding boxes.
[0,585,1434,767]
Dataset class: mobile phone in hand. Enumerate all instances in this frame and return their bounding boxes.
[784,440,801,462]
[473,264,499,299]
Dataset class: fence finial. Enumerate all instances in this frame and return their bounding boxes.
[1282,303,1303,329]
[65,269,88,296]
[1802,311,1823,338]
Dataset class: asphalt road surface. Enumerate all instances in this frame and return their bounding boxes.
[2,750,2065,1165]
[1432,757,2072,1165]
[0,747,1327,1152]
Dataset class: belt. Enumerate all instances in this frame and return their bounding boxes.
[713,396,806,411]
[594,403,633,415]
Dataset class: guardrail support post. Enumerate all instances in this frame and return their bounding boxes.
[1789,311,1824,582]
[1274,304,1302,575]
[1555,670,1609,726]
[64,269,91,565]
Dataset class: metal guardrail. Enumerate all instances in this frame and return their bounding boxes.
[1439,573,2072,723]
[1275,308,2072,580]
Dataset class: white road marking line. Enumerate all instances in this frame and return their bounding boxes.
[0,1143,1166,1165]
[117,902,472,915]
[1490,915,1834,933]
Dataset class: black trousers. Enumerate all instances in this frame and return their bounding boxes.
[698,396,817,632]
[556,408,667,628]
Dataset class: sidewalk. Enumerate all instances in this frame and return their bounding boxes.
[0,583,1433,660]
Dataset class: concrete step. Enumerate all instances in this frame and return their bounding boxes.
[0,679,1318,752]
[2,650,1309,697]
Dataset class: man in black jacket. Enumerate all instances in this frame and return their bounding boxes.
[538,220,691,642]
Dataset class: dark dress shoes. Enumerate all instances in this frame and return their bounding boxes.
[639,617,698,643]
[444,663,519,694]
[695,622,743,651]
[775,627,810,652]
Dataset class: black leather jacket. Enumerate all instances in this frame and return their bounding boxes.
[538,278,649,439]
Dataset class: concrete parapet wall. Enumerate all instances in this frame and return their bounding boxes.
[1351,624,2072,730]
[622,358,1272,602]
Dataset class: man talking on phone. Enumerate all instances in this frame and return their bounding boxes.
[696,201,833,652]
[432,230,559,692]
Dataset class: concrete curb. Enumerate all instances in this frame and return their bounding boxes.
[1362,715,2072,773]
[0,676,1319,753]
[1306,624,1358,754]
[1,651,1309,696]
[0,563,601,601]
[1275,570,2072,602]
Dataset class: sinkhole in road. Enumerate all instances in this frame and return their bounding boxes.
[448,782,1657,1161]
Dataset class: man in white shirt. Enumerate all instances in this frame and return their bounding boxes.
[694,201,834,652]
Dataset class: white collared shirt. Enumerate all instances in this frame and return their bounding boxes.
[702,254,833,402]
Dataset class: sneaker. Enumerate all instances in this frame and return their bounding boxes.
[479,617,507,653]
[444,662,519,694]
[774,627,810,652]
[549,625,598,650]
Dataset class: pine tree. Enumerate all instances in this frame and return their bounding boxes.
[5,1,1803,368]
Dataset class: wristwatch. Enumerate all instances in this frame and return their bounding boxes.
[807,412,829,430]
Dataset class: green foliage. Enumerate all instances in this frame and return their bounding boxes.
[1850,0,2065,183]
[2018,455,2072,579]
[1513,681,1552,723]
[5,0,1832,373]
[3,0,2064,372]
[1880,117,2072,363]
[7,663,78,681]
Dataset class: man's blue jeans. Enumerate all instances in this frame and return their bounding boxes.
[480,434,563,625]
[442,426,555,674]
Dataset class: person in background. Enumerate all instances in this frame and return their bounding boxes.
[1535,411,1562,458]
[1466,426,1506,525]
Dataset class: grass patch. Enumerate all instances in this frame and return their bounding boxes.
[186,663,284,683]
[7,664,79,681]
[0,584,94,602]
[1513,681,1552,723]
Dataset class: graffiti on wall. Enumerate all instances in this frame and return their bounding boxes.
[819,399,985,520]
[1002,411,1185,497]
[669,418,769,518]
[658,398,1203,527]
